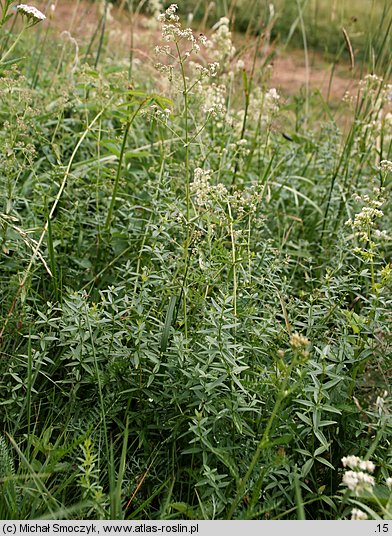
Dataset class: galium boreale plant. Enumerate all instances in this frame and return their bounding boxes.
[189,167,262,316]
[338,394,392,520]
[227,331,312,519]
[154,4,224,335]
[345,162,391,294]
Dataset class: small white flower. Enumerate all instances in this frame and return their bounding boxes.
[148,0,163,16]
[265,87,280,101]
[351,508,368,520]
[343,470,375,495]
[198,34,208,46]
[386,477,392,488]
[359,460,376,473]
[211,16,236,63]
[379,160,392,173]
[376,393,386,414]
[289,332,310,349]
[16,4,46,25]
[342,455,361,469]
[202,83,226,118]
[157,3,179,22]
[342,456,376,473]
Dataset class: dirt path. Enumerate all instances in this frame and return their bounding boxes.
[37,0,357,100]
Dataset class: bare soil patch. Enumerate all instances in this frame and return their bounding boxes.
[38,0,358,100]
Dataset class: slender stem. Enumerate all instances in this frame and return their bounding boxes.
[94,0,109,68]
[175,42,190,340]
[0,0,13,27]
[227,361,294,519]
[296,0,310,124]
[368,226,376,293]
[105,99,147,232]
[0,27,25,64]
[175,44,190,222]
[227,202,237,317]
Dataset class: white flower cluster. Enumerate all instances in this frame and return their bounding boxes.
[359,73,383,88]
[157,3,178,22]
[226,139,251,158]
[387,477,392,488]
[343,470,375,495]
[265,88,281,114]
[342,456,376,495]
[211,17,236,64]
[154,4,216,84]
[156,4,205,58]
[355,74,392,139]
[16,4,46,25]
[375,390,388,415]
[154,62,174,82]
[191,168,227,208]
[144,104,172,123]
[342,456,376,473]
[234,87,281,132]
[235,59,245,71]
[202,83,226,118]
[379,159,392,173]
[342,91,356,105]
[350,204,384,227]
[345,191,386,243]
[148,0,163,17]
[190,61,220,79]
[351,508,368,520]
[190,168,262,222]
[154,45,172,56]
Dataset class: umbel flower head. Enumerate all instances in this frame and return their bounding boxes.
[16,4,46,26]
[342,470,375,495]
[351,508,368,520]
[341,456,376,496]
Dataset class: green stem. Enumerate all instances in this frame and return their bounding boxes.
[0,27,25,64]
[227,361,294,519]
[175,42,190,340]
[0,0,13,28]
[227,203,237,317]
[105,99,147,232]
[94,0,109,68]
[296,0,309,124]
[368,227,376,293]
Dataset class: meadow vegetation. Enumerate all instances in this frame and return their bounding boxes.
[0,0,391,521]
[140,0,392,67]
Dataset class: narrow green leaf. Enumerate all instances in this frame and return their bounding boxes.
[160,295,177,353]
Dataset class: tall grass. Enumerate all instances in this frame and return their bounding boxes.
[152,0,392,68]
